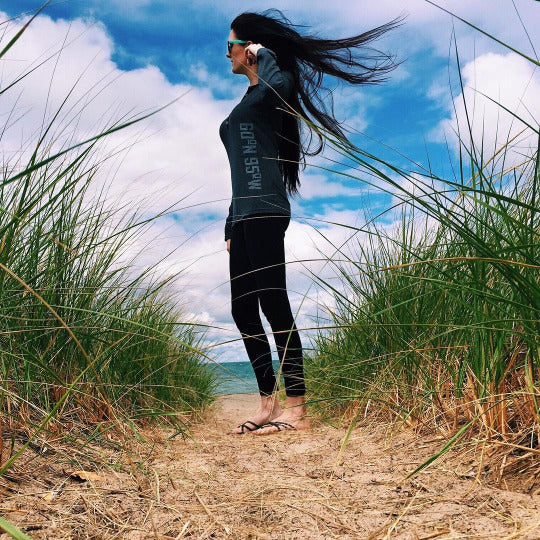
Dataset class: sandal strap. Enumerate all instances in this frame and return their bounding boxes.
[265,421,296,431]
[238,420,262,433]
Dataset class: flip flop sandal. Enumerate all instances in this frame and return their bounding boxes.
[260,421,297,432]
[231,420,263,434]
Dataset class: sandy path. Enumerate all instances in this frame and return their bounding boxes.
[1,393,539,539]
[147,394,540,539]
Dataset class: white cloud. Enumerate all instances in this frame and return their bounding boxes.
[430,52,539,162]
[287,0,539,64]
[186,61,234,93]
[297,172,365,200]
[197,0,539,76]
[0,11,236,219]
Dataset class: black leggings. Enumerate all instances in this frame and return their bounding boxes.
[229,213,306,397]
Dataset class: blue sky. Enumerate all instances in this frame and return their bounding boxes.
[5,1,535,200]
[5,1,456,169]
[1,1,538,362]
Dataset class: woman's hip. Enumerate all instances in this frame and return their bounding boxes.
[240,213,290,235]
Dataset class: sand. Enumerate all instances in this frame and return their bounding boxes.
[1,393,539,539]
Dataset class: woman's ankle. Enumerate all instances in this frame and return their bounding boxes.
[284,395,307,415]
[259,393,281,412]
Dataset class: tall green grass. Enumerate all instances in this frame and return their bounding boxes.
[299,10,539,469]
[0,3,217,475]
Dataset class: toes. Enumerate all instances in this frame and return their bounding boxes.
[228,426,247,435]
[254,426,278,436]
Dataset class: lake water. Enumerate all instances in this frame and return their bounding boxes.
[207,361,282,395]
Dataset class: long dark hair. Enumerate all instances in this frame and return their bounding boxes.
[231,9,402,196]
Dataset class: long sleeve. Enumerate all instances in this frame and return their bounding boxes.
[224,201,233,241]
[219,46,292,235]
[255,47,294,106]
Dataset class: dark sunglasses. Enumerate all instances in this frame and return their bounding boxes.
[227,39,248,54]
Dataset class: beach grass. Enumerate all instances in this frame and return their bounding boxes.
[288,8,539,478]
[0,2,217,480]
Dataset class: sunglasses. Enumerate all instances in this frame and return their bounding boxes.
[227,39,249,54]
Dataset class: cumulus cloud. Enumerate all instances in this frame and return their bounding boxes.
[0,12,237,216]
[431,52,539,162]
[275,0,539,65]
[296,172,365,200]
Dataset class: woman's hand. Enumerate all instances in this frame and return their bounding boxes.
[227,239,231,253]
[245,43,264,66]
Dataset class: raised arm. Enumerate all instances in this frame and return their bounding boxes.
[254,47,294,105]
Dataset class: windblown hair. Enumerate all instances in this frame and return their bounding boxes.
[231,9,402,196]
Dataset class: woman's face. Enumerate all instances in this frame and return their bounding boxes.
[226,29,248,75]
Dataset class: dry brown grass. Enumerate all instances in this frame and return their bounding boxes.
[1,393,539,539]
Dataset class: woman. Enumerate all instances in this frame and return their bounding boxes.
[221,9,399,435]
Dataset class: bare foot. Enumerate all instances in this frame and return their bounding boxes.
[253,411,310,435]
[227,394,283,435]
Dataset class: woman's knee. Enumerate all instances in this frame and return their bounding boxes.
[259,291,293,324]
[231,304,245,326]
[231,302,259,329]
